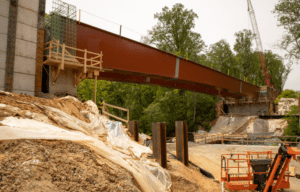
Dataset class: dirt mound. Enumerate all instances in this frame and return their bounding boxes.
[0,139,141,192]
[0,92,89,123]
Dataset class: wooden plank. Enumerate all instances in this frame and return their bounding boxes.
[56,39,59,61]
[91,55,101,60]
[94,73,97,103]
[52,67,60,85]
[127,109,129,124]
[79,9,81,24]
[60,43,65,70]
[91,61,101,66]
[84,49,87,73]
[100,51,103,70]
[105,103,128,111]
[103,111,128,123]
[94,70,99,76]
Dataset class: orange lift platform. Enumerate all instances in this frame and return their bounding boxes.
[221,144,300,192]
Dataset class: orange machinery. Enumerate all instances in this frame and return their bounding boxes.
[221,144,300,192]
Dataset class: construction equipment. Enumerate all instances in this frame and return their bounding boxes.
[221,144,300,191]
[247,0,274,88]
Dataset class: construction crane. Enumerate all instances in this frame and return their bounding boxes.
[247,0,274,88]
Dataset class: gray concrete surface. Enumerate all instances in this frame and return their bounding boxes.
[49,66,78,96]
[0,0,9,91]
[0,16,8,34]
[10,0,39,96]
[0,0,9,18]
[228,103,270,116]
[0,33,7,53]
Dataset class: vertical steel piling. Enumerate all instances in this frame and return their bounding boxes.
[152,122,167,168]
[129,121,139,142]
[175,121,189,166]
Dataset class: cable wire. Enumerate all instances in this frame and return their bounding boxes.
[80,9,144,36]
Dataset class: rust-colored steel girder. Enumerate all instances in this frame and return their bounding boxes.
[96,72,242,100]
[76,22,260,99]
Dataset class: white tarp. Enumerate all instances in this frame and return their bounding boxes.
[106,121,152,158]
[105,120,171,189]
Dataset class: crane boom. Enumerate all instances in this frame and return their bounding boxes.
[247,0,274,88]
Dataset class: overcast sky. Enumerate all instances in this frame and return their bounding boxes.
[46,0,299,91]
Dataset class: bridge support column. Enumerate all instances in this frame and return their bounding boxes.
[175,121,189,166]
[129,121,139,142]
[152,122,167,168]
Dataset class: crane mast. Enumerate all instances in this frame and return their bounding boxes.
[247,0,274,88]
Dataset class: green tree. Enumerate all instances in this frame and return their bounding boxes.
[233,29,259,81]
[145,3,205,60]
[264,51,291,91]
[283,105,300,141]
[208,39,239,77]
[273,0,300,62]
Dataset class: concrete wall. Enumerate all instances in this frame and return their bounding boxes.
[228,103,270,116]
[49,66,77,96]
[0,0,9,91]
[2,0,76,96]
[12,0,39,96]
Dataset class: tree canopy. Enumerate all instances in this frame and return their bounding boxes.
[273,0,300,63]
[144,3,205,60]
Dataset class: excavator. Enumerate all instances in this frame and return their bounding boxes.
[221,143,300,192]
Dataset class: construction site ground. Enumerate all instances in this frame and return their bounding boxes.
[167,143,300,192]
[0,91,226,192]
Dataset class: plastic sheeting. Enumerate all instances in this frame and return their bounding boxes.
[105,120,171,189]
[0,97,171,191]
[106,121,152,158]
